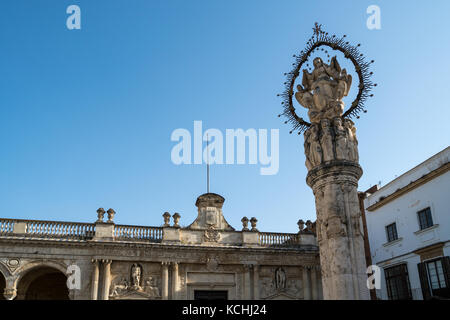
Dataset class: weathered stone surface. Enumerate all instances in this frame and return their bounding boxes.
[298,56,369,300]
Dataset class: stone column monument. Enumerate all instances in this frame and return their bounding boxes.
[280,24,375,300]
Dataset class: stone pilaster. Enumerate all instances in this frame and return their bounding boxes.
[243,264,252,299]
[304,118,369,300]
[311,266,318,300]
[253,265,260,300]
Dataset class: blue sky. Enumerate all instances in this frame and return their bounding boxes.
[1,0,449,233]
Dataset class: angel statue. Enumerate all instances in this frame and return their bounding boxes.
[295,56,352,123]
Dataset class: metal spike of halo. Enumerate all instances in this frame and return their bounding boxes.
[278,23,376,134]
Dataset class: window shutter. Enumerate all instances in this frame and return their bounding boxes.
[417,262,431,300]
[443,256,450,288]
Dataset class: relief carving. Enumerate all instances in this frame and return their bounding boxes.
[109,264,161,299]
[304,118,360,170]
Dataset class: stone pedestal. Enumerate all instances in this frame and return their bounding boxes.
[304,118,369,300]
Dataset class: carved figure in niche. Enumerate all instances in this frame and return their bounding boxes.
[131,263,142,289]
[110,277,129,296]
[287,279,302,298]
[333,117,348,160]
[275,267,286,290]
[260,278,274,298]
[295,56,352,123]
[320,119,334,162]
[143,276,160,297]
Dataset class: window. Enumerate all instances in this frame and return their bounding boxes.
[418,257,450,299]
[427,259,446,290]
[417,207,433,230]
[384,264,412,300]
[386,223,398,243]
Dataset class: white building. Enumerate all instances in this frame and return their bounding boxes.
[363,146,450,300]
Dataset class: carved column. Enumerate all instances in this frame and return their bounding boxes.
[171,262,179,300]
[101,260,112,300]
[304,118,369,300]
[253,265,260,300]
[302,266,311,300]
[161,262,169,300]
[91,259,100,300]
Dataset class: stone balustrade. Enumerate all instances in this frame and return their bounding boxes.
[0,218,95,239]
[0,217,314,248]
[0,218,14,234]
[114,224,163,242]
[259,232,301,247]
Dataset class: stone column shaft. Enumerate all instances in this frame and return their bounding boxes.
[101,260,111,300]
[91,260,100,300]
[304,118,370,300]
[162,262,169,300]
[171,262,179,300]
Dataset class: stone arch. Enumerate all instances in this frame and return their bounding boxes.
[0,261,11,279]
[15,260,69,300]
[0,263,7,300]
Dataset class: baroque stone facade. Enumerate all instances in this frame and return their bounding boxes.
[0,193,322,300]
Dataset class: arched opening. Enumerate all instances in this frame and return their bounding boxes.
[17,266,69,300]
[0,272,6,300]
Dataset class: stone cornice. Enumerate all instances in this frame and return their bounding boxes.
[0,237,318,255]
[366,162,449,212]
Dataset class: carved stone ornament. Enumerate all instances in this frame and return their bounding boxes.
[241,217,249,231]
[296,56,352,124]
[6,258,20,272]
[279,23,376,134]
[203,225,220,242]
[106,208,116,223]
[162,212,171,227]
[304,118,359,170]
[109,264,161,299]
[96,208,105,223]
[206,256,219,271]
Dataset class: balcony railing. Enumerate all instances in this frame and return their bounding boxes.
[0,218,95,240]
[259,232,301,247]
[114,224,163,242]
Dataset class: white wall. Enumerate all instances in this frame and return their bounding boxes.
[364,147,450,300]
